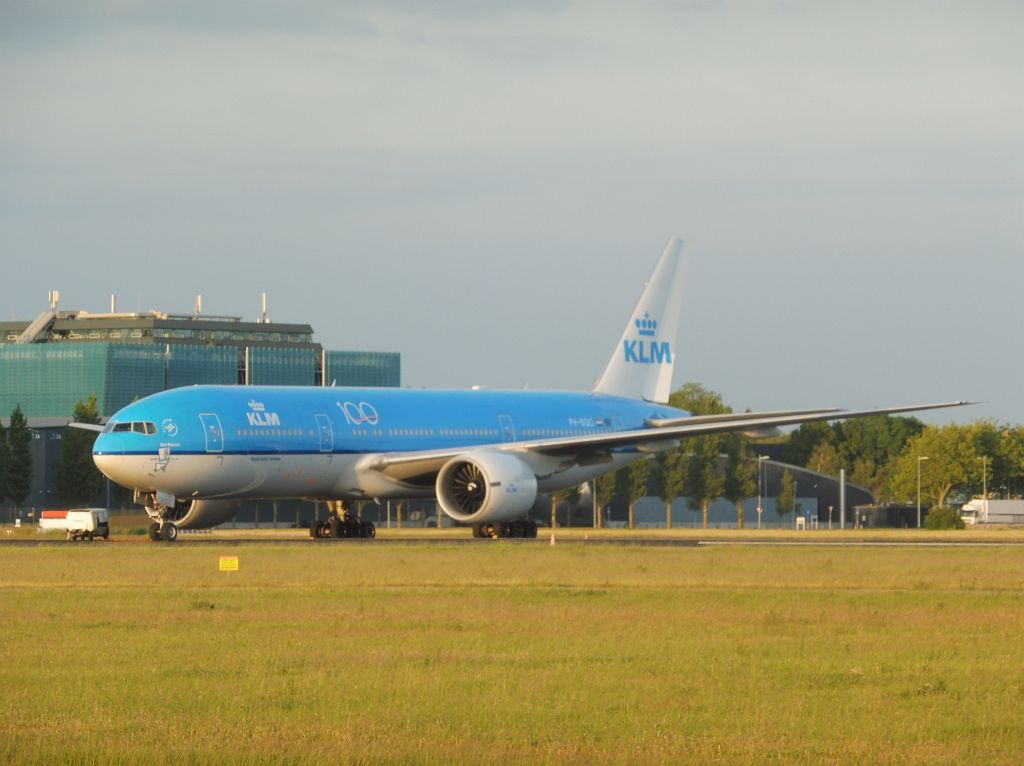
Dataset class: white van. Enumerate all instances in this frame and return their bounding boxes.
[38,509,110,540]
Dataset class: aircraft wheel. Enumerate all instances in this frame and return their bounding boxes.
[148,522,163,542]
[163,523,178,542]
[362,521,376,539]
[329,517,343,539]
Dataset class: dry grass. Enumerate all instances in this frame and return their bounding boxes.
[1,542,1023,764]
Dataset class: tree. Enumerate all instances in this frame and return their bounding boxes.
[775,468,796,518]
[55,394,105,507]
[686,435,724,529]
[672,383,731,529]
[595,469,625,528]
[783,415,924,500]
[550,484,583,528]
[831,415,923,499]
[654,447,686,529]
[995,425,1024,498]
[886,422,995,508]
[625,456,652,529]
[806,441,841,477]
[722,433,757,529]
[6,406,33,510]
[669,382,731,417]
[924,506,965,530]
[780,421,832,467]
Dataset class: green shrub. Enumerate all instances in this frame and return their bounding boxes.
[924,506,965,530]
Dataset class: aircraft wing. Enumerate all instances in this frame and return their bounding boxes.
[643,407,841,429]
[68,422,105,433]
[362,400,970,483]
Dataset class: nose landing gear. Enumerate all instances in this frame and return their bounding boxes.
[140,491,181,542]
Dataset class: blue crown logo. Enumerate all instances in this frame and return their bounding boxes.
[635,312,658,337]
[248,399,266,412]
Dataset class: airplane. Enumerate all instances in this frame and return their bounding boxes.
[83,238,968,541]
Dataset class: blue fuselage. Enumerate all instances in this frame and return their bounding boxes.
[92,386,688,501]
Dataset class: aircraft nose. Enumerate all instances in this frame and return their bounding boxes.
[92,434,126,485]
[93,445,137,488]
[93,433,122,457]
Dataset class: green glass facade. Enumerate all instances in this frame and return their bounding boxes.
[167,346,238,388]
[1,345,114,419]
[1,343,400,419]
[248,347,316,386]
[325,351,400,388]
[104,346,166,413]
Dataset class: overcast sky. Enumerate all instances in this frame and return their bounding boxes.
[2,1,1021,424]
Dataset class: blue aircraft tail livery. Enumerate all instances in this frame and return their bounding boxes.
[85,238,969,541]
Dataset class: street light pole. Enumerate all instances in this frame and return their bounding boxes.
[916,456,929,528]
[757,455,769,530]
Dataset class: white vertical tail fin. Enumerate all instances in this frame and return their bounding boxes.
[592,237,687,404]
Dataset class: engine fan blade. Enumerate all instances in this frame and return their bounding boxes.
[452,463,486,512]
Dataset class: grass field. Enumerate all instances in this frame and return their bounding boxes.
[2,538,1024,764]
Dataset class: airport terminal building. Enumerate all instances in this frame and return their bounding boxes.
[0,298,399,516]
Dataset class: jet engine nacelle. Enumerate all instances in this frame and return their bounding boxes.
[165,499,241,530]
[436,452,538,524]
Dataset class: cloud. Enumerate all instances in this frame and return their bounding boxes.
[0,1,1021,419]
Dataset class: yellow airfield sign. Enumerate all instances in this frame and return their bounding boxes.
[219,555,240,572]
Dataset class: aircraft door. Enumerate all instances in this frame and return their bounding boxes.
[498,414,516,442]
[315,414,333,453]
[198,413,224,453]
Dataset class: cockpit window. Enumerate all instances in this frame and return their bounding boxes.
[111,421,157,435]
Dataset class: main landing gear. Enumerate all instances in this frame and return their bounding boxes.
[471,519,539,539]
[309,501,376,540]
[148,521,178,542]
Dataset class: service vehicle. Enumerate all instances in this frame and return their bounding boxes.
[960,499,1024,526]
[38,508,110,540]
